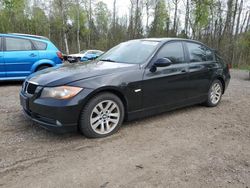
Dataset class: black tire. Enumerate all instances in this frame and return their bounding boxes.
[36,65,50,72]
[79,92,125,138]
[205,79,223,107]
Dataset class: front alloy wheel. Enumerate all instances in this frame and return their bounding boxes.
[79,92,124,138]
[90,100,120,135]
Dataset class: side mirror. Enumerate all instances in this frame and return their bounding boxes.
[150,58,172,72]
[154,58,172,67]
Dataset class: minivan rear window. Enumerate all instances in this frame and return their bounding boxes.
[33,40,47,50]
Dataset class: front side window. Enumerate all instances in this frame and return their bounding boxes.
[6,37,33,51]
[156,42,185,64]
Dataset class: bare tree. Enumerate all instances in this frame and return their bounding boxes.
[184,0,190,36]
[76,0,81,52]
[113,0,116,29]
[173,0,179,34]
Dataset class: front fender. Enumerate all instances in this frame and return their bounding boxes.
[31,59,56,73]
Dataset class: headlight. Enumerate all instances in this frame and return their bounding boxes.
[40,86,83,99]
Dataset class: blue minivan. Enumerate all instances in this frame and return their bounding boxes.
[0,33,63,81]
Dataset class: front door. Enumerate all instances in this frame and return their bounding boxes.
[4,37,39,78]
[142,41,189,110]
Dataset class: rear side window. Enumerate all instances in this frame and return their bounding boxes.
[206,48,214,61]
[156,42,185,64]
[186,42,214,62]
[6,37,33,51]
[32,40,47,50]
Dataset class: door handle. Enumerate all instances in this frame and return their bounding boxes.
[29,53,37,57]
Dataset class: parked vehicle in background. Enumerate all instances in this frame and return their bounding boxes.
[20,38,230,138]
[0,33,63,81]
[67,50,104,63]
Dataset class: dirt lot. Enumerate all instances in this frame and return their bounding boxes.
[0,69,249,188]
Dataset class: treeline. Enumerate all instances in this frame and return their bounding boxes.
[0,0,249,67]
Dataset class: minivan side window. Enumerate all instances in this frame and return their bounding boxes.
[0,37,2,51]
[156,42,185,64]
[32,40,47,50]
[186,42,214,62]
[6,37,33,51]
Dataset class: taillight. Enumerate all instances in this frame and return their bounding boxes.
[56,51,63,60]
[227,64,232,70]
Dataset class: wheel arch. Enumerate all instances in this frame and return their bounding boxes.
[82,86,129,118]
[31,60,55,73]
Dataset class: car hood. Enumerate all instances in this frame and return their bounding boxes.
[27,61,138,87]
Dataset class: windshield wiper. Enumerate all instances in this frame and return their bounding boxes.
[100,58,116,62]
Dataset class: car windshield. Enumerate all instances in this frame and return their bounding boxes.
[100,40,159,64]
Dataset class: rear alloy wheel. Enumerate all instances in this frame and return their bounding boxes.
[79,93,124,138]
[206,79,223,107]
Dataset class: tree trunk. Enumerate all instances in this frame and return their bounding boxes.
[76,0,81,53]
[173,0,178,34]
[184,0,189,36]
[113,0,116,29]
[59,0,69,54]
[240,11,249,33]
[245,11,250,33]
[146,0,150,35]
[235,0,243,36]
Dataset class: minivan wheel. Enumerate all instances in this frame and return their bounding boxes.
[205,79,223,107]
[79,92,124,138]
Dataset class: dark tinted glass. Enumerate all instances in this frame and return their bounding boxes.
[100,40,159,64]
[156,42,185,64]
[6,37,33,51]
[206,48,214,61]
[33,40,47,50]
[186,42,209,62]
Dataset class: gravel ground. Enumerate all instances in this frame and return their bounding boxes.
[0,69,249,188]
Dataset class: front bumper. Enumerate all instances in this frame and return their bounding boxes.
[20,88,94,133]
[22,108,77,133]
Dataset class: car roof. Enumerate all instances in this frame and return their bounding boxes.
[0,33,49,41]
[140,37,202,43]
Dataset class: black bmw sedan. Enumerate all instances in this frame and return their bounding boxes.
[20,38,230,138]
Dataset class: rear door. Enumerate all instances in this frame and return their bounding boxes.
[0,37,5,78]
[4,37,39,78]
[184,42,215,98]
